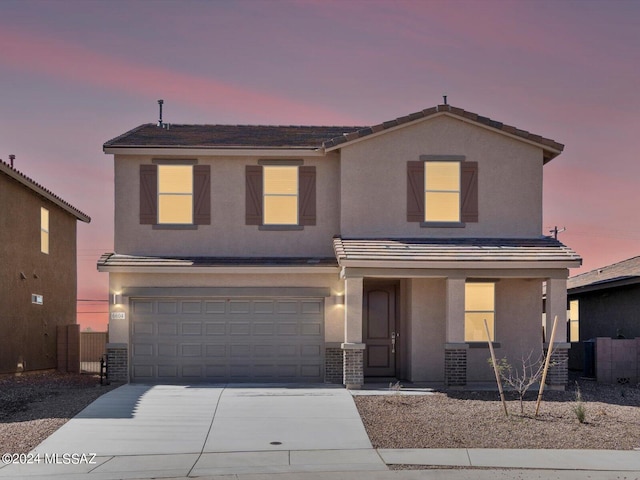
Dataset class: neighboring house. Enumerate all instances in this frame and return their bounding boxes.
[0,159,90,374]
[99,103,581,388]
[567,256,640,373]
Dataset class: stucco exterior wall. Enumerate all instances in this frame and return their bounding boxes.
[0,174,78,373]
[406,278,446,382]
[339,115,544,238]
[108,270,344,345]
[114,153,340,257]
[467,278,544,382]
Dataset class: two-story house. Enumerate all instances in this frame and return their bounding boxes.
[99,104,581,388]
[0,158,90,374]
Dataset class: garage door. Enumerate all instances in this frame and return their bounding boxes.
[130,297,324,383]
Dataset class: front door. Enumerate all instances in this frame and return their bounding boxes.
[363,281,398,377]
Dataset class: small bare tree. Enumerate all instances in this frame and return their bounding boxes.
[491,351,551,415]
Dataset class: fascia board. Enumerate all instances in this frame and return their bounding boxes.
[97,265,339,274]
[103,147,325,157]
[336,260,581,270]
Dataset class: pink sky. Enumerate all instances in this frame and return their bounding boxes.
[1,0,639,331]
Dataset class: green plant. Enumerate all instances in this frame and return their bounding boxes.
[572,383,587,423]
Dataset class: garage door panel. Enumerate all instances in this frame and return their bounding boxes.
[205,301,226,314]
[133,322,154,335]
[157,343,178,357]
[158,301,178,314]
[131,297,324,383]
[181,323,202,335]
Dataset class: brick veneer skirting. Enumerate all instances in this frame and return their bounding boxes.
[544,344,569,388]
[445,345,468,387]
[343,349,364,388]
[325,347,343,384]
[106,343,128,382]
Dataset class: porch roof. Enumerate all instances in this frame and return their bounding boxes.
[333,237,581,269]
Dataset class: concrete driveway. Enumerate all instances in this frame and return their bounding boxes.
[0,384,386,478]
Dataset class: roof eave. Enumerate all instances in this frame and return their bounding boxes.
[336,259,581,270]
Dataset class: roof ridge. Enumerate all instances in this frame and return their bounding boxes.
[0,159,90,222]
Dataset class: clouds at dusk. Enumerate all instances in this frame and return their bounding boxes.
[1,0,638,329]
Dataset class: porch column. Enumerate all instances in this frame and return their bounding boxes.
[445,277,468,387]
[544,277,570,389]
[342,276,365,389]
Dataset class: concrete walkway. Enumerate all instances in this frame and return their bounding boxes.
[0,384,638,479]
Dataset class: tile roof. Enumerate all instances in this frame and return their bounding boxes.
[333,237,581,265]
[568,256,640,292]
[97,253,337,268]
[104,124,362,149]
[103,104,564,161]
[0,159,90,222]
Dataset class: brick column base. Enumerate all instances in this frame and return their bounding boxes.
[106,343,128,382]
[342,343,365,389]
[325,347,343,384]
[544,343,569,390]
[445,343,468,387]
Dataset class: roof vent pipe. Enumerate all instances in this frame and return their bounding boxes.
[157,99,164,127]
[9,154,15,168]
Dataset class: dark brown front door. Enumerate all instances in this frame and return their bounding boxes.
[363,281,398,377]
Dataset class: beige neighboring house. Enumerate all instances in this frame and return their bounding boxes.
[99,103,581,388]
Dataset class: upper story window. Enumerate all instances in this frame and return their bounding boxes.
[465,282,495,342]
[158,165,193,224]
[246,162,316,229]
[139,162,210,227]
[263,166,298,225]
[407,156,478,226]
[40,207,49,254]
[425,161,460,222]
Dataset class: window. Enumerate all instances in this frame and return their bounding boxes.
[465,282,495,342]
[139,163,210,226]
[40,207,49,254]
[425,162,460,222]
[246,164,316,227]
[31,294,43,305]
[158,165,193,224]
[263,166,298,225]
[407,158,478,225]
[568,299,579,342]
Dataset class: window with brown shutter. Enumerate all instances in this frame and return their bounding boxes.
[140,162,210,227]
[245,163,316,228]
[407,158,478,226]
[140,164,158,224]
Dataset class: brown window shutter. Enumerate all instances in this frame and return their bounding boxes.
[245,165,263,225]
[298,166,316,226]
[193,165,211,225]
[407,161,424,222]
[461,161,479,223]
[139,164,157,224]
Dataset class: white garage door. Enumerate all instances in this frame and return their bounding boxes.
[130,297,324,383]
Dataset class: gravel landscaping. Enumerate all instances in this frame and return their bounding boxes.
[355,376,640,450]
[0,372,118,455]
[2,372,639,456]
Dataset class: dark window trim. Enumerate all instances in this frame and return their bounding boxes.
[152,159,198,165]
[420,155,466,162]
[420,221,466,228]
[467,342,501,349]
[258,159,304,166]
